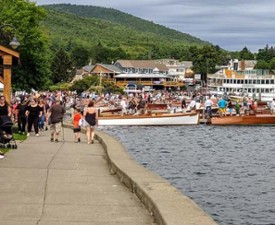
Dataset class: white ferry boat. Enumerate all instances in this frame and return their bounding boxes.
[207,68,275,102]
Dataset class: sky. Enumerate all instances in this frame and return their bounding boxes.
[34,0,275,53]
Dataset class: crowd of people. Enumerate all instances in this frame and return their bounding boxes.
[0,90,100,147]
[0,89,273,153]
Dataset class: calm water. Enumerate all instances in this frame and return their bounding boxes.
[99,125,275,225]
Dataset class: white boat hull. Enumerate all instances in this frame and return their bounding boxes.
[98,113,199,126]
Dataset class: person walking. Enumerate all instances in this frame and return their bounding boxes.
[16,99,28,134]
[47,99,65,142]
[25,99,42,137]
[83,100,98,144]
[38,98,46,131]
[73,107,82,143]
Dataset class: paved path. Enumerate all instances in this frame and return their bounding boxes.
[0,128,155,225]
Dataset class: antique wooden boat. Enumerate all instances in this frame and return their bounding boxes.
[98,112,199,126]
[211,114,275,125]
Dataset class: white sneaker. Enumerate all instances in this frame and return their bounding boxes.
[36,133,39,137]
[0,155,4,159]
[27,133,30,137]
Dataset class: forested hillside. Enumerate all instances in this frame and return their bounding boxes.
[41,4,210,59]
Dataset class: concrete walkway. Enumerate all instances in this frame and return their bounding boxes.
[0,128,156,225]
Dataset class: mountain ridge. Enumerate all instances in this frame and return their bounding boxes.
[40,4,211,59]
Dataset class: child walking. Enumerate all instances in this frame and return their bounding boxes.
[73,107,82,143]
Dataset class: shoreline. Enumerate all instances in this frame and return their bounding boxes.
[64,123,218,225]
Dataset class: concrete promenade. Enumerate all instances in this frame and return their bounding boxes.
[0,125,219,225]
[0,128,155,225]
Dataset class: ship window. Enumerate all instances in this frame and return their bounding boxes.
[240,80,244,84]
[261,88,265,93]
[253,80,256,84]
[256,89,259,93]
[249,80,252,84]
[237,80,240,84]
[261,80,265,84]
[233,79,236,84]
[248,88,251,93]
[271,80,274,84]
[266,89,270,93]
[257,80,260,84]
[266,80,270,84]
[245,80,248,84]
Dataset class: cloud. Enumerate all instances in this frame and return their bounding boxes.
[34,0,275,52]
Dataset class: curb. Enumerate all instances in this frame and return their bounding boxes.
[64,124,218,225]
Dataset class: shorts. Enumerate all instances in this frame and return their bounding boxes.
[219,108,226,114]
[73,127,81,133]
[50,122,62,133]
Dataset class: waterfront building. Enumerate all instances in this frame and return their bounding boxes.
[72,59,193,91]
[207,59,275,102]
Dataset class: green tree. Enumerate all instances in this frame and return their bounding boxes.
[0,0,52,91]
[239,47,255,60]
[270,58,275,70]
[257,45,275,62]
[254,60,270,70]
[51,48,73,83]
[71,45,90,68]
[91,42,109,63]
[190,45,226,83]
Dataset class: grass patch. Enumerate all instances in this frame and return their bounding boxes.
[13,133,27,141]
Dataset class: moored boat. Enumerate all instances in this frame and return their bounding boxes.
[211,114,275,125]
[98,112,199,126]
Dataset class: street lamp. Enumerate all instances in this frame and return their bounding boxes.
[0,24,20,49]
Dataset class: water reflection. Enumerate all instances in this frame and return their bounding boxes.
[99,125,275,225]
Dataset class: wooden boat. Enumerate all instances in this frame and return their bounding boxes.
[211,114,275,125]
[98,112,199,126]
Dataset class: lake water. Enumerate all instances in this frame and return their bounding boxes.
[99,125,275,225]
